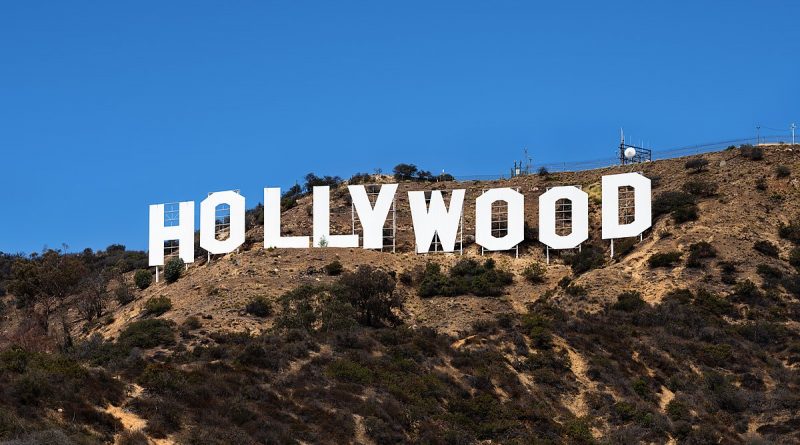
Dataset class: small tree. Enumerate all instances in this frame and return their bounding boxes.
[684,158,709,173]
[144,296,172,316]
[790,247,800,271]
[245,296,273,317]
[303,173,342,193]
[522,262,547,283]
[687,241,717,268]
[740,144,764,160]
[324,260,344,276]
[682,179,718,197]
[647,251,682,268]
[76,271,110,322]
[335,265,402,327]
[134,269,153,290]
[7,250,87,332]
[392,163,418,181]
[164,257,184,283]
[753,241,779,258]
[115,279,135,305]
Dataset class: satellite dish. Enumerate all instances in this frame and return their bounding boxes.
[624,147,637,159]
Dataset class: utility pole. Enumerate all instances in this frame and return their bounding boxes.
[792,123,797,147]
[756,125,761,145]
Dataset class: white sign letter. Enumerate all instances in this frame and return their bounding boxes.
[475,188,524,251]
[200,191,245,254]
[148,201,195,266]
[349,184,398,249]
[313,186,358,248]
[602,173,652,239]
[264,188,309,248]
[408,189,465,253]
[538,186,589,249]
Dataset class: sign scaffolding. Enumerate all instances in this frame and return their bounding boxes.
[419,190,463,255]
[156,202,181,282]
[545,186,582,264]
[351,184,397,253]
[480,188,520,258]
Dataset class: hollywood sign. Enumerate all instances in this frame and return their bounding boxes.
[148,172,650,266]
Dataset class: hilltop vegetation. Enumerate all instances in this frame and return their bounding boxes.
[1,145,800,444]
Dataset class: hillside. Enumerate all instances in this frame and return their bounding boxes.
[2,144,800,444]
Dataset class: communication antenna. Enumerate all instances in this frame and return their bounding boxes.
[792,123,797,146]
[619,128,652,165]
[523,148,532,175]
[756,125,761,144]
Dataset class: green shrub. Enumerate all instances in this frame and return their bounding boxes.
[757,264,782,279]
[325,359,373,384]
[134,269,152,290]
[163,257,184,283]
[612,237,638,259]
[666,400,689,421]
[522,313,553,349]
[779,221,800,244]
[323,260,344,276]
[182,316,201,330]
[303,172,342,192]
[740,144,763,160]
[565,284,586,297]
[613,291,646,312]
[144,296,172,316]
[718,261,738,285]
[335,265,402,327]
[753,240,779,258]
[418,259,513,297]
[564,417,593,442]
[664,288,693,304]
[672,205,699,223]
[730,280,763,305]
[119,430,150,445]
[684,158,709,173]
[398,270,413,285]
[522,262,547,283]
[280,184,303,211]
[756,264,783,289]
[693,288,734,316]
[682,179,718,197]
[653,191,698,224]
[115,282,135,305]
[245,296,273,317]
[392,163,418,181]
[790,247,800,270]
[632,378,650,398]
[687,241,717,268]
[648,251,682,268]
[775,164,791,178]
[564,245,605,275]
[117,319,176,349]
[419,263,447,297]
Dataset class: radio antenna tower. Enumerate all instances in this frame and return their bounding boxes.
[619,128,652,165]
[523,148,532,175]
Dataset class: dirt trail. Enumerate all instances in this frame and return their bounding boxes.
[553,336,596,418]
[104,383,175,445]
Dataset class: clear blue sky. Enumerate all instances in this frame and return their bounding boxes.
[1,1,797,253]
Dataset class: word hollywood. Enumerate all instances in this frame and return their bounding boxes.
[148,172,651,266]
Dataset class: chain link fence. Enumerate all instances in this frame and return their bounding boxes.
[451,133,796,180]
